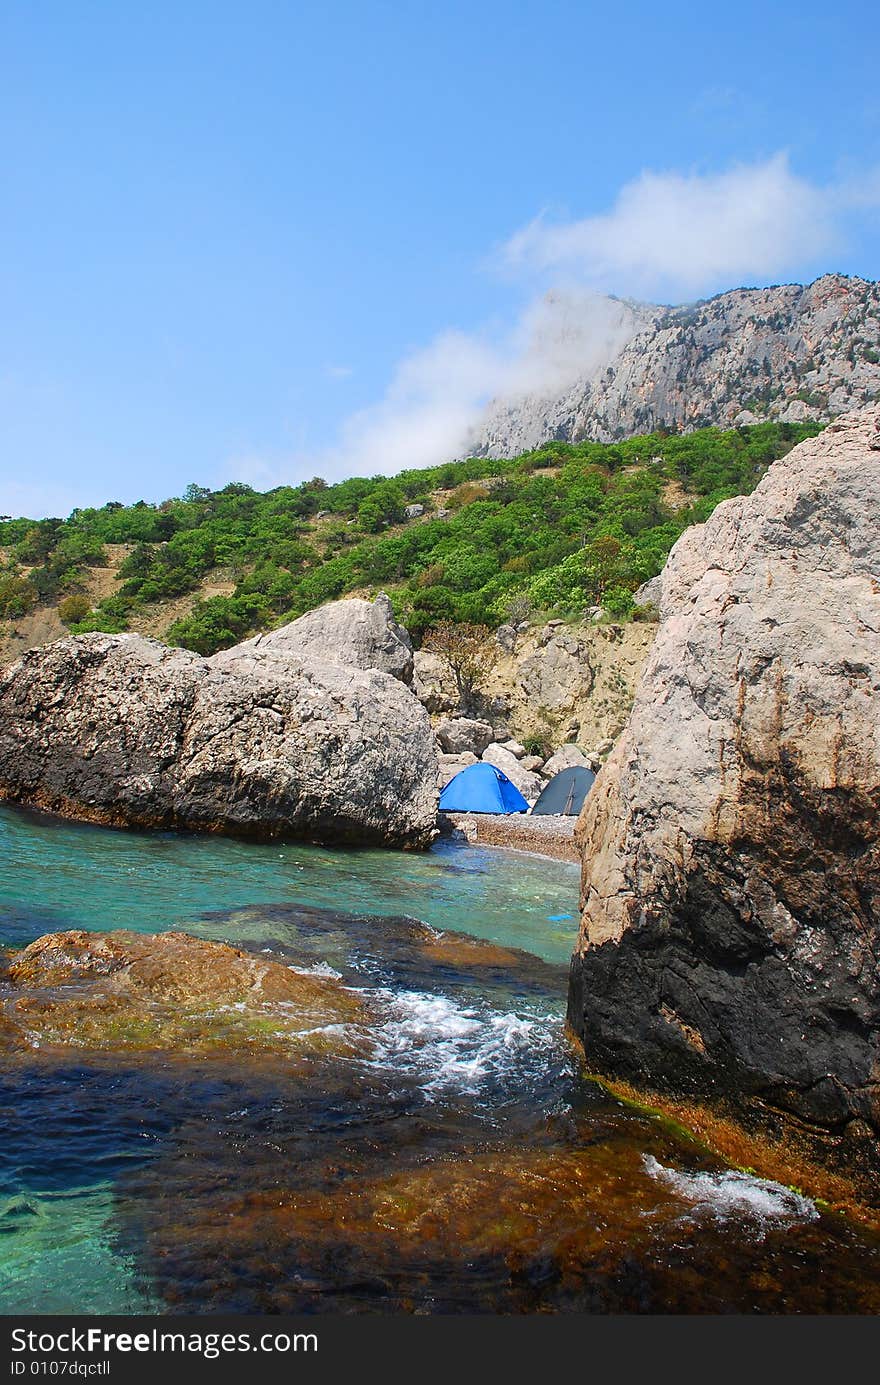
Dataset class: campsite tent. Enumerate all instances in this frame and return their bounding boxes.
[531,765,595,816]
[439,761,529,814]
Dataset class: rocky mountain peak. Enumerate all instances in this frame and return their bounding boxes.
[470,274,880,455]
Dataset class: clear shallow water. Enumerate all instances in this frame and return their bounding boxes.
[0,804,580,963]
[2,803,880,1315]
[0,1181,159,1315]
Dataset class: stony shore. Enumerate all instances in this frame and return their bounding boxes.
[440,811,579,863]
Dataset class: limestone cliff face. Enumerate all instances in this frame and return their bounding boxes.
[413,620,656,751]
[568,405,880,1148]
[473,275,880,455]
[0,623,437,848]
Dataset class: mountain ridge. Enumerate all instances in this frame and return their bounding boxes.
[470,273,880,456]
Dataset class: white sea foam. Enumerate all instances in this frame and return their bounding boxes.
[364,988,558,1099]
[286,961,343,980]
[643,1154,818,1228]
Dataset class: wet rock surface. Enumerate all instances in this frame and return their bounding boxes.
[3,899,880,1314]
[569,405,880,1155]
[1,929,365,1055]
[123,1137,817,1313]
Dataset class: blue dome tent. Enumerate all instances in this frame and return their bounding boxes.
[439,761,529,814]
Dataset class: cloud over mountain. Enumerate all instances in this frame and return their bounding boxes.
[245,157,880,487]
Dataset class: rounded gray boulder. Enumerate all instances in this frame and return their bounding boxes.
[0,631,437,848]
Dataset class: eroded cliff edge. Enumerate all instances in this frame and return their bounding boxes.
[567,405,880,1168]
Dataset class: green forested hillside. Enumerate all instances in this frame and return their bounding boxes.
[0,421,821,654]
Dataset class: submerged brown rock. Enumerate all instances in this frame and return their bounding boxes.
[568,405,880,1156]
[0,620,437,847]
[129,1128,880,1313]
[1,929,365,1055]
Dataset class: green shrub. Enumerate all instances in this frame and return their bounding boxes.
[522,731,553,759]
[0,573,37,619]
[58,594,92,625]
[603,585,636,618]
[3,420,822,645]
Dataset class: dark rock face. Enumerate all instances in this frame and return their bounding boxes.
[568,406,880,1154]
[0,629,437,847]
[568,850,879,1134]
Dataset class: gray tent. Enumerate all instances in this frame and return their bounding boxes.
[531,765,595,816]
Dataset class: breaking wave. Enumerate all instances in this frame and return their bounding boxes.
[363,987,562,1099]
[643,1154,818,1228]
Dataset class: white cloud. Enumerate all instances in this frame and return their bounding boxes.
[501,154,837,298]
[320,331,504,479]
[298,292,649,482]
[503,290,648,397]
[225,155,880,488]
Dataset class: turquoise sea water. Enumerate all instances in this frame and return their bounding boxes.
[2,803,880,1315]
[0,804,579,964]
[0,804,579,1314]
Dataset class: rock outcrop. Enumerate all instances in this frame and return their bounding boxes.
[516,628,594,714]
[472,275,880,456]
[1,930,364,1055]
[0,627,437,847]
[436,717,494,756]
[437,751,477,788]
[568,405,880,1151]
[212,593,414,684]
[541,744,598,778]
[411,650,458,713]
[481,744,542,801]
[475,619,652,750]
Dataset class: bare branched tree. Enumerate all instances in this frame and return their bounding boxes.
[422,621,496,710]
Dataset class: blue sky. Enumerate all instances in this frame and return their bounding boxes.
[1,0,878,517]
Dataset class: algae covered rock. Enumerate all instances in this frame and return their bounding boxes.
[1,929,365,1055]
[568,404,880,1144]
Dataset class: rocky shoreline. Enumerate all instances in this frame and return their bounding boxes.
[568,403,880,1181]
[441,811,579,863]
[1,408,879,1201]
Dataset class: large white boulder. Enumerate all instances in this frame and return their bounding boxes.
[568,405,880,1152]
[0,630,437,848]
[436,717,494,757]
[212,593,414,684]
